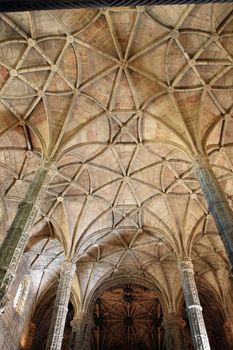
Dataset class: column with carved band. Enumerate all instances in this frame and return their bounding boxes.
[179,259,210,350]
[0,162,55,313]
[46,260,76,350]
[193,155,233,266]
[70,313,92,350]
[162,312,186,350]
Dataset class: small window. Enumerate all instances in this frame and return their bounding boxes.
[13,275,30,315]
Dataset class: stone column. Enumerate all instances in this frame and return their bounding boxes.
[0,162,55,313]
[179,259,210,350]
[46,260,76,350]
[162,312,186,350]
[223,320,233,347]
[70,313,93,350]
[193,155,233,266]
[25,321,37,349]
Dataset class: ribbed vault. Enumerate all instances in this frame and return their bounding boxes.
[91,284,164,350]
[0,3,233,346]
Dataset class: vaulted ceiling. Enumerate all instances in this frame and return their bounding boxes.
[0,3,233,317]
[92,284,164,350]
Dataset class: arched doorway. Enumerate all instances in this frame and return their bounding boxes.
[30,286,74,350]
[91,283,164,350]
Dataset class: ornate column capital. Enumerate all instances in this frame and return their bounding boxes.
[70,318,80,332]
[60,260,76,274]
[70,312,91,331]
[192,154,210,172]
[179,258,193,272]
[42,160,58,174]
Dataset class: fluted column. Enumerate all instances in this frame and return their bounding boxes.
[193,155,233,266]
[179,259,210,350]
[70,313,93,350]
[46,260,76,350]
[0,162,55,313]
[162,312,186,350]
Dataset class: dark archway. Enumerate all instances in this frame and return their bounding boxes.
[30,284,74,350]
[91,283,164,350]
[200,291,230,350]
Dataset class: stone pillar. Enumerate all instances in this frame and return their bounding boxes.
[46,260,76,350]
[162,312,186,350]
[179,259,210,350]
[70,313,93,350]
[0,162,55,313]
[193,155,233,266]
[25,321,37,349]
[223,320,233,347]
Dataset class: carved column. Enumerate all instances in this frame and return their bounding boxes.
[46,260,76,350]
[70,313,93,350]
[179,259,210,350]
[0,162,55,313]
[162,312,186,350]
[193,155,233,266]
[70,316,83,350]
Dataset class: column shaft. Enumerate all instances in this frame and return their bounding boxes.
[193,155,233,266]
[71,313,92,350]
[46,260,76,350]
[25,321,37,349]
[0,163,54,312]
[224,320,233,347]
[162,313,186,350]
[180,260,210,350]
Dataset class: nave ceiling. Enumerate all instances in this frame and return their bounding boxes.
[0,3,233,319]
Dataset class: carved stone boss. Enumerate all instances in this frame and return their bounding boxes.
[179,259,210,350]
